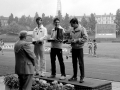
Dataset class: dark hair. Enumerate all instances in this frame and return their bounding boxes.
[53,18,60,23]
[36,17,42,22]
[93,39,96,42]
[70,17,78,24]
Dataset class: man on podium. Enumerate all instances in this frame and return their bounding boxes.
[68,17,88,83]
[48,18,66,80]
[32,17,48,77]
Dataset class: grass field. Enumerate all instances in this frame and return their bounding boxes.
[1,42,120,82]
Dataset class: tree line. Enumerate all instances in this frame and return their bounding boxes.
[0,12,97,35]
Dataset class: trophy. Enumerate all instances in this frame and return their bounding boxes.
[48,27,64,43]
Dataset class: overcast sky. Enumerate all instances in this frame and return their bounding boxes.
[0,0,120,17]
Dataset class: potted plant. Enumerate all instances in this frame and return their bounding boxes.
[4,74,19,90]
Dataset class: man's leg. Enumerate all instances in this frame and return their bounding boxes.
[22,74,33,90]
[34,45,40,74]
[18,74,24,90]
[72,49,78,77]
[77,48,85,82]
[39,45,46,76]
[50,48,56,76]
[57,48,66,76]
[68,49,78,81]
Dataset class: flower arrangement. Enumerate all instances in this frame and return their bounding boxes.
[32,78,50,90]
[4,74,75,90]
[4,74,19,89]
[32,78,75,90]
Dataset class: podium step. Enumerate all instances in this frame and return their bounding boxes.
[34,72,112,90]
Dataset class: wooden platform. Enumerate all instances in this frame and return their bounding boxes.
[34,73,112,90]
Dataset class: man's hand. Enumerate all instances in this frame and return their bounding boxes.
[36,40,43,44]
[71,39,77,44]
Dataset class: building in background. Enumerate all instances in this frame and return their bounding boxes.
[95,13,115,24]
[76,13,116,24]
[0,16,8,26]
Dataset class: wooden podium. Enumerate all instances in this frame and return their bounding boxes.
[34,73,112,90]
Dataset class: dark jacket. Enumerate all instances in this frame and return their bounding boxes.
[14,40,36,74]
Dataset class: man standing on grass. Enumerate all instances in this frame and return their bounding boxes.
[14,30,36,90]
[93,39,97,57]
[68,17,88,83]
[0,39,4,55]
[48,18,66,80]
[32,17,48,77]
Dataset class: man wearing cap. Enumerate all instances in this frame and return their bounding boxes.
[32,17,47,76]
[14,30,36,90]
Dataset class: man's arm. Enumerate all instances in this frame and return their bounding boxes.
[74,27,88,44]
[23,43,36,66]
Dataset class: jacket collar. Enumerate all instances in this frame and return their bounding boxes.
[72,24,82,33]
[35,25,44,30]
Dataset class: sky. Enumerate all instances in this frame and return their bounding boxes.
[0,0,120,17]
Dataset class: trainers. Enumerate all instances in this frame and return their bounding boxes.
[59,75,66,80]
[79,77,84,83]
[48,75,56,78]
[40,73,45,77]
[35,72,40,76]
[68,76,77,81]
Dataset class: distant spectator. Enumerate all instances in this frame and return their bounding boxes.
[0,39,4,55]
[88,39,93,55]
[93,39,97,57]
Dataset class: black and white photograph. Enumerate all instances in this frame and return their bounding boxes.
[0,0,120,90]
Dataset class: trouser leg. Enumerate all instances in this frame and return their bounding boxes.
[71,49,78,78]
[39,45,46,74]
[18,74,33,90]
[34,45,40,73]
[77,48,85,78]
[50,48,56,75]
[57,48,66,76]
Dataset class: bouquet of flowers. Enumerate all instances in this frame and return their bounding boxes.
[63,84,75,90]
[4,74,19,89]
[32,78,50,90]
[48,80,64,90]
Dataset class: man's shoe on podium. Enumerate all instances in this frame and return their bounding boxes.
[40,73,45,77]
[68,76,77,81]
[35,72,40,76]
[48,75,56,78]
[79,77,84,83]
[59,75,66,80]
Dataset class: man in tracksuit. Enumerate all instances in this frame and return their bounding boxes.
[68,17,88,83]
[48,18,66,80]
[32,17,47,76]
